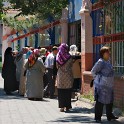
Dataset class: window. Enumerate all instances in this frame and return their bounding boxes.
[108,41,124,75]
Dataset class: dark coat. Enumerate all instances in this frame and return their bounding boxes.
[2,53,19,92]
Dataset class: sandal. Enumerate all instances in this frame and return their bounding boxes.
[60,108,64,112]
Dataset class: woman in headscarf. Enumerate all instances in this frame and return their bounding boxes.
[56,43,74,112]
[15,51,23,84]
[25,49,46,100]
[2,47,19,95]
[15,47,29,96]
[69,45,81,92]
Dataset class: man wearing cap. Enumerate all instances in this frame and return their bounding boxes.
[45,46,58,99]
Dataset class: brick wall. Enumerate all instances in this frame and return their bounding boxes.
[82,72,124,109]
[114,77,124,108]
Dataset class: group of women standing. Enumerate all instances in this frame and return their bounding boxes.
[2,47,46,99]
[2,44,118,123]
[2,44,76,109]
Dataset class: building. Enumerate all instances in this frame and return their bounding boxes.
[68,0,82,52]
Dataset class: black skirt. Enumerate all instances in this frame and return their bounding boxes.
[58,88,72,109]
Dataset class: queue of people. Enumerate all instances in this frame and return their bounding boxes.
[1,44,118,123]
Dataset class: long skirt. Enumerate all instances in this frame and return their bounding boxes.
[19,69,26,96]
[58,88,72,109]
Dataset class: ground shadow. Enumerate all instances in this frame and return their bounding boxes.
[65,107,94,114]
[0,88,50,102]
[47,115,123,124]
[0,88,26,100]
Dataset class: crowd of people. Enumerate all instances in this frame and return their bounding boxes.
[1,43,119,122]
[2,43,81,109]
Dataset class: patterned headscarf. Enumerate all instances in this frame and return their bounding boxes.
[56,43,71,66]
[28,49,40,68]
[26,50,32,59]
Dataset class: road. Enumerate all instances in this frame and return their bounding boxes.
[0,75,124,124]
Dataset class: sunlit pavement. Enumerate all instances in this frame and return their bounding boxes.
[0,74,124,124]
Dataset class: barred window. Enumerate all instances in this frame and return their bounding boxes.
[108,41,124,75]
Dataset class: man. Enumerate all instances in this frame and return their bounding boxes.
[45,46,58,98]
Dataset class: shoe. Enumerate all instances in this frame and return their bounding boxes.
[34,98,43,101]
[95,120,101,123]
[50,96,56,99]
[60,108,64,112]
[28,98,35,101]
[107,116,118,121]
[6,92,13,95]
[66,108,71,112]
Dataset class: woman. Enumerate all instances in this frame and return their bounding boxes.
[15,51,23,85]
[56,43,74,112]
[91,46,118,123]
[25,49,45,100]
[2,47,19,95]
[15,47,29,96]
[70,45,81,92]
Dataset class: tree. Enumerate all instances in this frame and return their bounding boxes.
[7,0,68,20]
[0,0,7,20]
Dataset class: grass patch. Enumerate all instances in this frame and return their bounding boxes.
[80,91,94,102]
[0,56,2,71]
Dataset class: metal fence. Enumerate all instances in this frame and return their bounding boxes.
[92,0,124,74]
[109,41,124,74]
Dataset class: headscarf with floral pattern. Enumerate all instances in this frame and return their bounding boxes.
[28,49,40,68]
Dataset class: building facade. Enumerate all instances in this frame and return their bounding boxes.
[68,0,82,52]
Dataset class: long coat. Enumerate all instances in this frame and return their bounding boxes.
[56,58,74,89]
[91,58,114,104]
[15,54,27,95]
[25,59,45,98]
[3,54,19,92]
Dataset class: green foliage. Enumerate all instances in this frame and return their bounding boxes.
[0,56,2,62]
[7,0,68,20]
[3,16,43,31]
[0,56,2,71]
[0,0,4,20]
[81,91,94,102]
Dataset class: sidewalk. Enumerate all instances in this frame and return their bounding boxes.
[0,75,124,124]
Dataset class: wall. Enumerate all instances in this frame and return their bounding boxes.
[114,77,124,108]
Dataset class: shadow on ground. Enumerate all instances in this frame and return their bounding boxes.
[47,114,123,124]
[47,107,123,124]
[65,107,94,114]
[0,88,26,100]
[0,88,50,102]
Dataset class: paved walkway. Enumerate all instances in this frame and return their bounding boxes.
[0,75,124,124]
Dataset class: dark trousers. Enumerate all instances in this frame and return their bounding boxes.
[58,89,72,109]
[95,101,113,120]
[47,68,56,97]
[72,78,81,92]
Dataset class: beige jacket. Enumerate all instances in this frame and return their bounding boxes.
[72,59,81,78]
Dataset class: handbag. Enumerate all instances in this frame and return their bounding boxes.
[90,79,94,87]
[23,70,27,76]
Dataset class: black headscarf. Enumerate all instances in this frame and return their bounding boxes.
[4,47,12,57]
